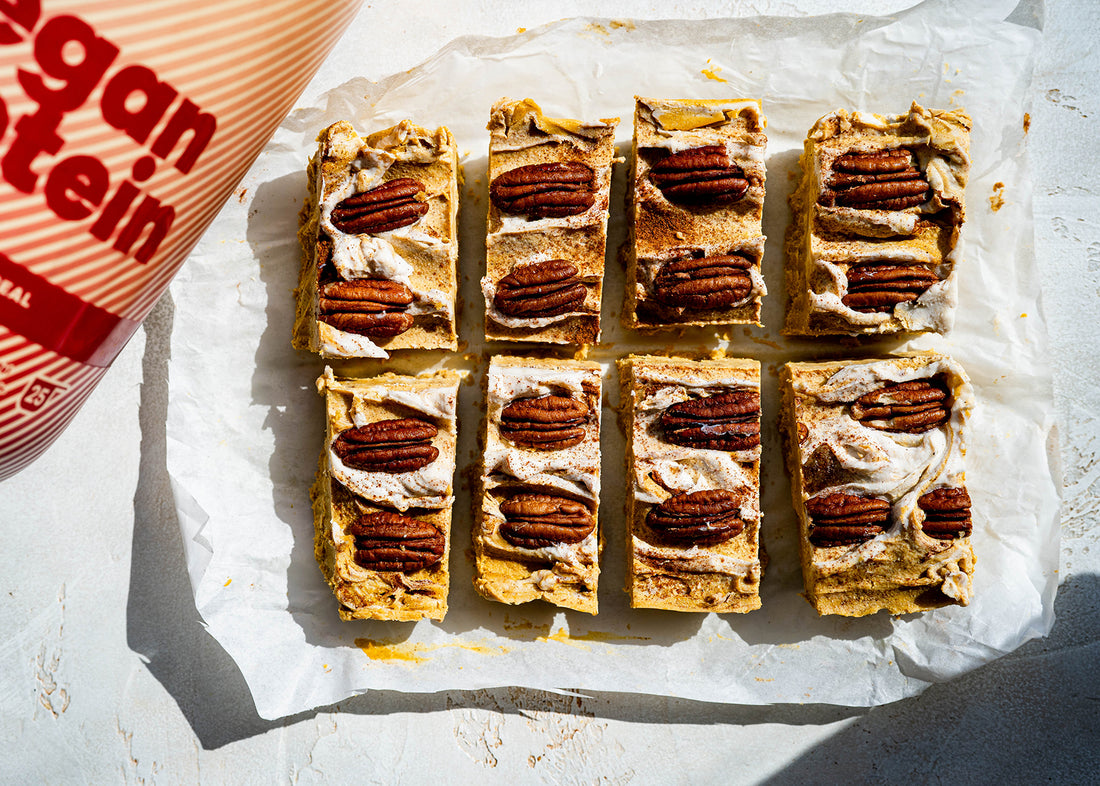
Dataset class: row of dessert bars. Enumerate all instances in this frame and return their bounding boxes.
[310,351,975,621]
[296,96,975,622]
[292,97,970,357]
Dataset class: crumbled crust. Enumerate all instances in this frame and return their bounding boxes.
[483,99,619,345]
[625,97,768,330]
[779,353,976,616]
[312,369,461,621]
[784,102,971,336]
[473,356,603,614]
[294,120,459,358]
[618,354,764,613]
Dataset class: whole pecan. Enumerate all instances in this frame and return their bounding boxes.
[842,262,939,313]
[321,311,413,339]
[645,488,745,547]
[332,418,439,473]
[330,178,428,234]
[651,254,754,311]
[917,486,972,539]
[349,510,444,572]
[648,145,749,206]
[500,394,589,451]
[820,148,929,210]
[850,376,950,433]
[493,260,586,318]
[659,389,760,451]
[318,278,415,338]
[805,492,889,546]
[498,492,595,549]
[490,162,596,219]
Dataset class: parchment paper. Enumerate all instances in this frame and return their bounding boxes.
[166,0,1058,720]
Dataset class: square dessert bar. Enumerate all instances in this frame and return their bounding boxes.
[311,368,461,621]
[474,356,603,614]
[483,98,618,345]
[625,97,768,330]
[784,103,971,336]
[294,120,459,359]
[779,354,975,617]
[618,355,763,613]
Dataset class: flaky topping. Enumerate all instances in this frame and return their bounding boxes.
[488,97,617,148]
[485,361,602,504]
[790,357,973,576]
[312,120,456,358]
[639,97,765,135]
[320,371,460,512]
[808,102,971,165]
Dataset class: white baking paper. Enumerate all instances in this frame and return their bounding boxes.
[167,0,1057,720]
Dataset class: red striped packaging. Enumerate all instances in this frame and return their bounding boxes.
[0,0,361,478]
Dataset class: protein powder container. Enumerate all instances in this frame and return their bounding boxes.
[0,0,360,478]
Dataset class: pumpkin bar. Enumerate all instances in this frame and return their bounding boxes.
[473,356,602,614]
[311,368,461,621]
[784,102,971,336]
[294,119,459,359]
[618,355,763,613]
[779,354,976,617]
[624,97,768,330]
[483,98,618,345]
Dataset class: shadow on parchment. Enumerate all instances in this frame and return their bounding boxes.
[125,292,1095,759]
[127,349,1098,775]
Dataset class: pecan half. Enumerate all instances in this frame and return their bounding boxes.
[820,148,930,210]
[645,489,745,547]
[320,311,413,339]
[493,260,586,318]
[850,377,950,433]
[349,510,444,572]
[648,145,749,206]
[842,262,939,313]
[651,254,754,311]
[805,492,889,546]
[498,493,595,549]
[490,162,595,219]
[332,418,439,473]
[918,486,973,539]
[659,389,760,451]
[318,278,415,338]
[330,178,428,234]
[500,394,589,451]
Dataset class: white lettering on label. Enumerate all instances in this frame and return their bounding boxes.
[0,278,32,308]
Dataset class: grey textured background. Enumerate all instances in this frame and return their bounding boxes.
[2,0,1096,782]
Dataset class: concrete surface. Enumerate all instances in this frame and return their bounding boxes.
[2,0,1097,782]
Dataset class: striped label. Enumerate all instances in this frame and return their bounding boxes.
[0,251,137,366]
[0,0,361,478]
